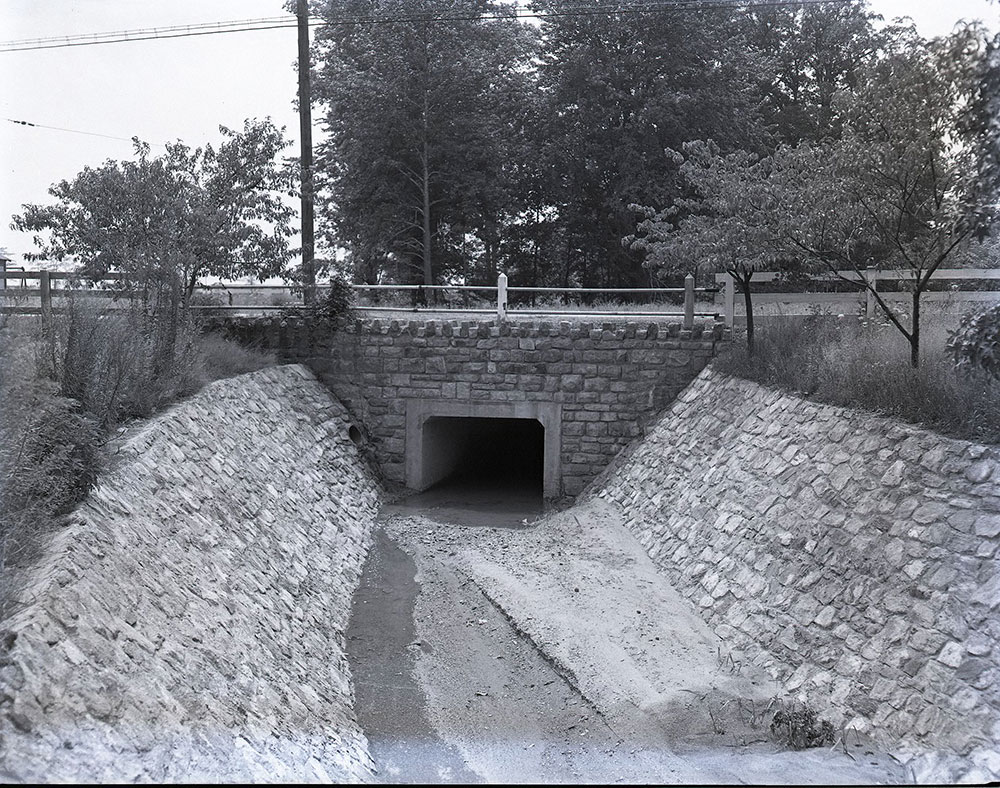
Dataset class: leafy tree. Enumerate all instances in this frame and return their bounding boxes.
[11,118,295,307]
[774,26,994,367]
[310,0,532,286]
[628,142,787,354]
[635,26,995,367]
[741,0,883,145]
[530,0,767,289]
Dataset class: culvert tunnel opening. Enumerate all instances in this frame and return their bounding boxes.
[411,416,546,523]
[424,416,544,491]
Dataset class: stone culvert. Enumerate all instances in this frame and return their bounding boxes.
[592,367,1000,778]
[0,365,381,783]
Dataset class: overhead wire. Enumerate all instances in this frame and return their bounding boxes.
[1,0,857,52]
[4,117,135,143]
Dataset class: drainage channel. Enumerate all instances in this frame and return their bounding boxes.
[346,529,481,784]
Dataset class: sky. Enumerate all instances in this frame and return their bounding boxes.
[1,0,997,263]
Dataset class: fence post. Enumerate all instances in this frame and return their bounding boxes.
[40,270,52,326]
[0,257,5,291]
[497,272,507,321]
[723,273,735,328]
[683,274,695,329]
[865,267,877,319]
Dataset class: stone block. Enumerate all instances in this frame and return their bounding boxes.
[974,514,1000,538]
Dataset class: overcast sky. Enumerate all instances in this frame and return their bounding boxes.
[1,0,997,262]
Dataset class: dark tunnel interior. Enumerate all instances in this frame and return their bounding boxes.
[421,416,545,496]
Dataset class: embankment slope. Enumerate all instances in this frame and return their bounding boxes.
[591,366,1000,780]
[0,365,381,783]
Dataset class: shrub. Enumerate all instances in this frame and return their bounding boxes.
[40,296,202,428]
[286,274,356,344]
[192,332,277,384]
[948,303,1000,380]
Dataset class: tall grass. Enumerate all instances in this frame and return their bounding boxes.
[0,299,276,617]
[715,312,1000,445]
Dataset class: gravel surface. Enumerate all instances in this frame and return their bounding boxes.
[347,494,908,784]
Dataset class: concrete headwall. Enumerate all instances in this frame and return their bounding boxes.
[592,368,1000,768]
[221,316,726,497]
[0,365,381,783]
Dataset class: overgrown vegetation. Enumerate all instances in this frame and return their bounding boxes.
[0,303,276,617]
[715,311,1000,444]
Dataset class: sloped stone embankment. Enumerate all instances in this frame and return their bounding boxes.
[592,367,1000,777]
[0,365,381,782]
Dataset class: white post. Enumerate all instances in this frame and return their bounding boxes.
[865,266,877,319]
[683,274,695,329]
[497,272,507,321]
[723,273,735,328]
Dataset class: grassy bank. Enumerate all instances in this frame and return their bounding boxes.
[0,302,276,617]
[715,312,1000,445]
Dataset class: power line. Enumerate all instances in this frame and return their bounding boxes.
[5,117,135,143]
[0,1,857,53]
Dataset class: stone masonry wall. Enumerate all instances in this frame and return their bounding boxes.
[591,368,1000,772]
[0,365,381,783]
[221,316,726,496]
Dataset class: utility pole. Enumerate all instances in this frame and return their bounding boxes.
[297,0,316,304]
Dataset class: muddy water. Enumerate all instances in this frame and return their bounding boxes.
[346,530,480,784]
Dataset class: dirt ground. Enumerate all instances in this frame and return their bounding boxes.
[346,488,908,785]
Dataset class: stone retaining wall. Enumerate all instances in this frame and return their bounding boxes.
[592,368,1000,774]
[220,316,726,496]
[0,365,381,783]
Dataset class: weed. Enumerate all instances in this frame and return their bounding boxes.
[769,699,835,750]
[716,645,743,675]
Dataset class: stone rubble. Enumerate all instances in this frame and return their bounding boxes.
[0,365,381,783]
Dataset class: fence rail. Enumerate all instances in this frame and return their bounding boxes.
[1,270,720,328]
[8,265,995,327]
[715,267,1000,324]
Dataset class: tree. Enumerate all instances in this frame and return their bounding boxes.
[634,26,995,367]
[628,142,787,354]
[310,0,532,286]
[741,0,883,145]
[11,118,295,307]
[530,0,768,289]
[773,26,994,367]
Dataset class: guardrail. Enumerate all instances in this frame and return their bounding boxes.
[1,270,721,328]
[715,268,1000,323]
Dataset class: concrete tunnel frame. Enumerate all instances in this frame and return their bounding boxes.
[405,399,563,498]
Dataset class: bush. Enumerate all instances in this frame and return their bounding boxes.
[948,303,1000,381]
[716,315,1000,444]
[192,332,277,384]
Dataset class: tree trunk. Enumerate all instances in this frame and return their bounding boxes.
[421,141,433,288]
[910,290,921,368]
[741,274,755,356]
[420,42,433,291]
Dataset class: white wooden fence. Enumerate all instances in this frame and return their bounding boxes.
[715,268,1000,325]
